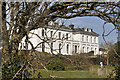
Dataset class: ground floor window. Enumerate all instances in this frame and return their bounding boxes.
[87,47,89,53]
[42,42,45,52]
[95,48,97,54]
[75,45,77,53]
[83,47,84,53]
[51,42,53,53]
[59,43,61,54]
[67,44,69,53]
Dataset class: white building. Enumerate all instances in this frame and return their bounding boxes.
[99,48,108,55]
[20,21,99,55]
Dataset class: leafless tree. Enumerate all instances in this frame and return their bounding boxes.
[1,1,120,79]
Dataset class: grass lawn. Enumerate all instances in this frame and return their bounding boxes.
[28,65,113,78]
[39,69,107,78]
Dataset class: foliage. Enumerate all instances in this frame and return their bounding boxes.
[114,65,120,79]
[68,54,93,66]
[37,72,42,78]
[46,58,65,71]
[2,51,35,79]
[2,57,21,79]
[108,65,120,80]
[90,55,106,65]
[26,67,42,78]
[24,69,32,79]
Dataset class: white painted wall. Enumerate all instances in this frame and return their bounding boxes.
[20,25,99,55]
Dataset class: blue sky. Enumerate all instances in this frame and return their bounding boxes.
[63,16,118,45]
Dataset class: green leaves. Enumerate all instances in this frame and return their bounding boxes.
[46,58,65,71]
[2,58,21,79]
[114,65,120,79]
[108,65,120,80]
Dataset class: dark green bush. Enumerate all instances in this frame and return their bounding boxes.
[66,65,90,71]
[46,58,65,71]
[66,66,83,70]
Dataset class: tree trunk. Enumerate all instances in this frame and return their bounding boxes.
[2,2,10,63]
[107,57,109,65]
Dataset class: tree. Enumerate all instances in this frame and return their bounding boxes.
[1,1,120,79]
[100,41,114,49]
[108,41,120,65]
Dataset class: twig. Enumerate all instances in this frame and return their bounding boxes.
[102,21,120,58]
[11,63,26,80]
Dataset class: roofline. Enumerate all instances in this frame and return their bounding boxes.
[41,25,99,36]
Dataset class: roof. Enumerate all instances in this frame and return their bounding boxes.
[99,48,108,51]
[48,22,99,36]
[73,28,99,36]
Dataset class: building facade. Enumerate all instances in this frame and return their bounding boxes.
[20,21,99,55]
[99,48,108,55]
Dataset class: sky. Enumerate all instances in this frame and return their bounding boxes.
[63,16,118,45]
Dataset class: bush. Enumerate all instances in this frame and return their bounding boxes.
[46,58,65,71]
[108,65,120,80]
[114,65,120,79]
[66,66,83,70]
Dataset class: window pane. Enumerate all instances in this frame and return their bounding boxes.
[66,33,68,39]
[42,29,44,37]
[59,32,61,39]
[67,44,69,53]
[51,43,53,53]
[42,42,45,52]
[50,31,53,37]
[59,44,61,54]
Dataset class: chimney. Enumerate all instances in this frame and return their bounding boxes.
[69,24,74,29]
[88,28,93,32]
[83,28,87,31]
[88,28,91,32]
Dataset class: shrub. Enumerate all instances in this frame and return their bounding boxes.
[114,65,120,79]
[66,66,83,70]
[107,65,120,80]
[46,58,65,71]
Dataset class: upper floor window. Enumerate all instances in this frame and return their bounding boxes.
[42,29,44,37]
[82,35,84,42]
[91,37,92,43]
[62,34,64,38]
[50,31,53,37]
[59,32,61,39]
[94,37,96,43]
[87,36,88,42]
[66,33,68,39]
[67,44,69,53]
